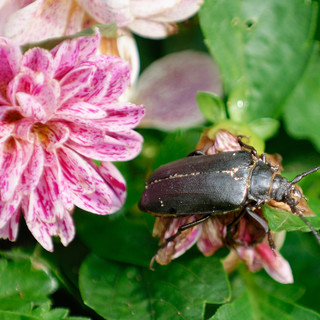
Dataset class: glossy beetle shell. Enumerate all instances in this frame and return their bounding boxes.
[139,150,257,215]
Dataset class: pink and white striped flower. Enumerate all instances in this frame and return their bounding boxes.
[0,31,144,251]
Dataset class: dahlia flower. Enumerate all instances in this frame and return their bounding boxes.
[152,130,297,284]
[0,31,144,251]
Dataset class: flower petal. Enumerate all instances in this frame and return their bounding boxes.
[56,101,107,120]
[154,216,202,265]
[0,138,32,201]
[0,37,21,101]
[21,47,54,78]
[0,193,21,229]
[96,161,126,213]
[22,195,53,252]
[255,243,294,284]
[19,138,44,194]
[78,56,131,104]
[197,217,224,256]
[57,147,95,195]
[0,206,20,241]
[65,130,143,161]
[130,0,181,17]
[58,65,96,103]
[42,121,70,150]
[128,19,176,39]
[3,0,72,45]
[76,0,133,26]
[13,118,35,142]
[66,122,105,146]
[52,30,100,79]
[214,129,242,153]
[136,51,222,130]
[16,92,47,122]
[142,0,204,23]
[56,211,75,247]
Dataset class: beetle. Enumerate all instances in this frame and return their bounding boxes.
[139,140,320,249]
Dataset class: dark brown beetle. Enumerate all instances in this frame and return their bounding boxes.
[139,138,320,248]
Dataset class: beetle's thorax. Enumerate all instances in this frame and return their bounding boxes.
[248,159,278,205]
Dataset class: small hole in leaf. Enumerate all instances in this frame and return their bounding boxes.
[244,18,256,30]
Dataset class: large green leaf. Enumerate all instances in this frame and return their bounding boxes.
[210,269,320,320]
[283,45,320,151]
[211,289,320,320]
[199,0,317,121]
[75,212,158,267]
[0,258,56,311]
[79,254,230,320]
[0,257,88,320]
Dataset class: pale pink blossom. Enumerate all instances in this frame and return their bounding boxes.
[151,130,295,284]
[0,0,203,88]
[0,31,144,251]
[134,51,222,130]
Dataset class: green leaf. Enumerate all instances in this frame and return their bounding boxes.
[79,254,230,320]
[75,211,158,267]
[281,232,320,313]
[249,118,280,141]
[283,45,320,151]
[0,256,89,320]
[0,258,57,311]
[153,129,202,168]
[21,23,117,52]
[211,289,320,320]
[263,204,320,233]
[196,91,226,123]
[199,0,317,121]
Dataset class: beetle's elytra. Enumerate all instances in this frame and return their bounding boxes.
[139,142,320,248]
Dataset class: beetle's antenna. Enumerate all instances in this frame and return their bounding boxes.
[290,166,320,186]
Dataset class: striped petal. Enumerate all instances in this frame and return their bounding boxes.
[21,47,54,78]
[0,207,20,241]
[96,161,126,213]
[57,147,95,195]
[56,101,107,120]
[0,193,21,229]
[19,138,44,194]
[0,138,32,201]
[65,130,143,161]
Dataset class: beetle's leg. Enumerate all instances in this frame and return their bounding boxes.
[150,214,211,269]
[187,150,206,157]
[225,210,246,247]
[149,214,212,269]
[237,136,258,158]
[161,214,211,245]
[245,206,275,250]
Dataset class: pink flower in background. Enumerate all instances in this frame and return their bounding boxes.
[0,0,204,92]
[0,31,144,251]
[152,130,294,284]
[0,0,204,42]
[134,51,222,131]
